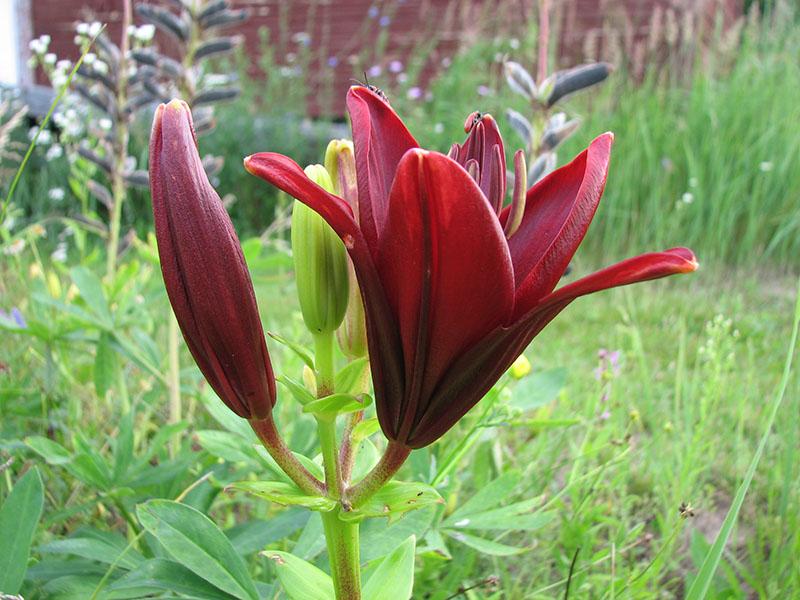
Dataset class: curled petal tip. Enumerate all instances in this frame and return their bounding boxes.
[667,246,699,272]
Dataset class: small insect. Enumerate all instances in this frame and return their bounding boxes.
[464,110,483,133]
[416,491,424,497]
[352,72,389,102]
[678,501,696,519]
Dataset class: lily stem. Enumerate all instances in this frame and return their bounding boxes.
[314,331,361,599]
[250,415,324,496]
[346,440,411,508]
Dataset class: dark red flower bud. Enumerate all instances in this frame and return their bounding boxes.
[150,100,275,419]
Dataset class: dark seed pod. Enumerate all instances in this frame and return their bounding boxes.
[191,87,239,107]
[157,56,184,79]
[143,78,170,102]
[202,154,224,177]
[94,33,121,69]
[131,49,158,67]
[504,61,537,100]
[129,65,158,85]
[200,8,249,30]
[87,179,114,209]
[198,0,229,22]
[194,36,240,61]
[71,213,108,235]
[527,152,553,185]
[193,114,217,133]
[546,62,613,107]
[136,4,190,41]
[124,93,155,115]
[123,170,150,187]
[505,108,532,150]
[74,83,113,115]
[77,64,116,92]
[542,119,580,151]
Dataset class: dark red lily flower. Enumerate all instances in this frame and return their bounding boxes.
[151,100,275,419]
[244,87,697,448]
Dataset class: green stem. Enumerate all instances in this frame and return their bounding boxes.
[346,441,411,508]
[313,332,335,395]
[321,511,361,600]
[250,415,325,496]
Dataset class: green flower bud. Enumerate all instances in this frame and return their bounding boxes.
[291,164,349,334]
[325,139,368,358]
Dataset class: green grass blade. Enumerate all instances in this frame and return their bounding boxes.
[685,275,800,600]
[1,29,102,224]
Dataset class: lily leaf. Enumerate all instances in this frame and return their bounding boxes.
[341,481,443,523]
[363,536,416,600]
[262,550,334,600]
[229,481,336,512]
[267,332,315,369]
[277,375,316,406]
[303,392,372,417]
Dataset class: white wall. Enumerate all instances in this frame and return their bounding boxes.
[0,0,20,85]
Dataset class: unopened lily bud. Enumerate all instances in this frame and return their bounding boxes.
[291,164,349,334]
[150,100,275,420]
[323,139,368,358]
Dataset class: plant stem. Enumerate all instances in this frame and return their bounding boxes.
[346,441,411,508]
[106,0,132,278]
[250,415,325,496]
[321,510,361,600]
[167,313,181,457]
[313,331,362,598]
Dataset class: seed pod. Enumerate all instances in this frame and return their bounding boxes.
[87,179,114,209]
[95,33,120,69]
[198,0,229,21]
[124,170,150,187]
[191,87,239,107]
[194,36,240,61]
[74,83,113,115]
[504,61,537,100]
[131,49,158,66]
[505,108,533,150]
[124,93,155,115]
[157,56,184,79]
[546,62,613,107]
[541,119,580,151]
[77,64,116,93]
[200,8,249,30]
[135,4,190,42]
[527,151,556,185]
[78,146,113,174]
[202,154,224,177]
[143,78,169,102]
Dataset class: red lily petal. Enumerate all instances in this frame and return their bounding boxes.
[346,86,418,253]
[536,247,699,310]
[151,101,275,419]
[376,150,515,442]
[244,150,406,433]
[507,133,613,319]
[244,152,358,241]
[408,247,697,447]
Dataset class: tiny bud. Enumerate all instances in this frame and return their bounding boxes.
[291,164,350,335]
[509,354,531,379]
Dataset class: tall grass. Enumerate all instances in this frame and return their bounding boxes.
[557,6,800,267]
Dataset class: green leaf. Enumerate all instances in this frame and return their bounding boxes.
[70,266,112,327]
[341,481,444,523]
[94,331,116,398]
[363,536,416,600]
[334,357,370,394]
[267,331,315,369]
[226,510,310,555]
[229,481,336,512]
[196,430,260,465]
[303,393,372,417]
[449,471,521,520]
[108,558,239,599]
[509,367,567,411]
[240,237,263,265]
[685,276,800,600]
[277,375,316,406]
[26,436,72,465]
[0,467,44,593]
[351,418,381,444]
[262,550,334,600]
[199,388,255,440]
[39,535,144,570]
[444,530,527,556]
[136,499,259,600]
